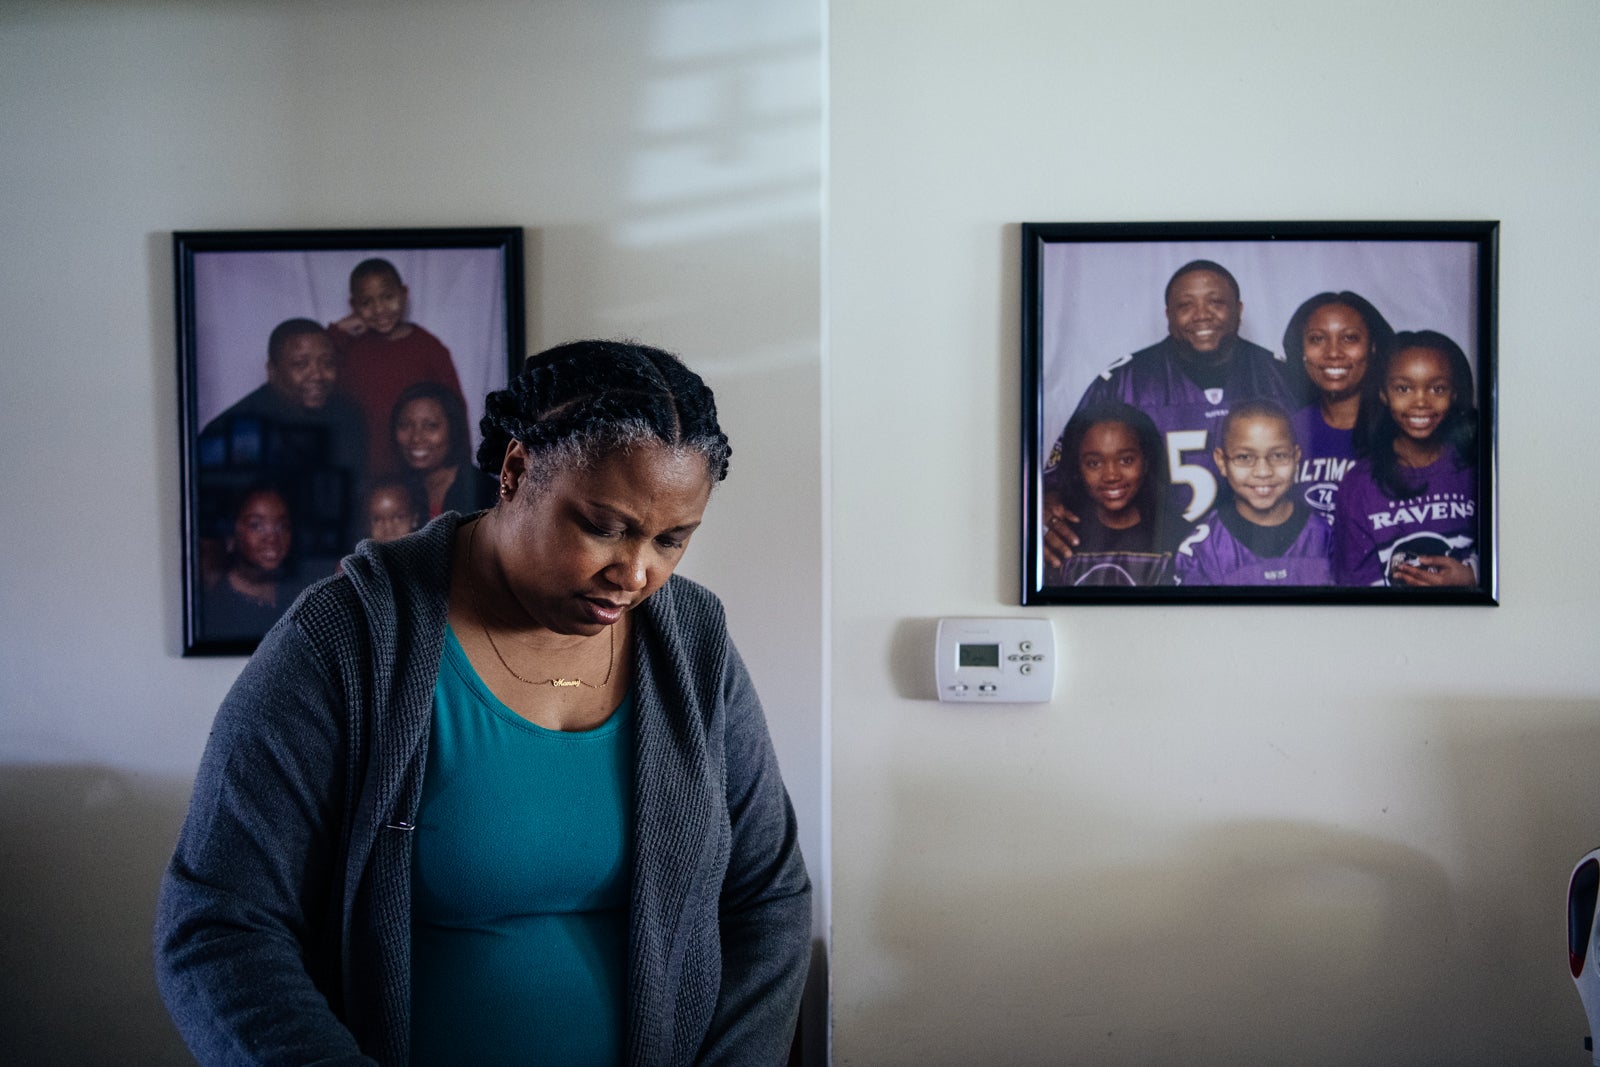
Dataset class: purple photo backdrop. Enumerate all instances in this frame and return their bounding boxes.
[1039,239,1480,449]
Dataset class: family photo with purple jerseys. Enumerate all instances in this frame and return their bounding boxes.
[1022,223,1496,605]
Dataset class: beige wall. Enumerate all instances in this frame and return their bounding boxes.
[0,2,823,1062]
[828,2,1600,1064]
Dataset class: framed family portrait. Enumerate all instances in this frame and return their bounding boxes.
[176,227,525,655]
[1021,220,1497,606]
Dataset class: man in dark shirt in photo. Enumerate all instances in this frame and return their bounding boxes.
[196,319,368,633]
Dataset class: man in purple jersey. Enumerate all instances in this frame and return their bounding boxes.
[1044,260,1299,569]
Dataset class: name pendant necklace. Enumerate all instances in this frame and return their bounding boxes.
[467,520,615,689]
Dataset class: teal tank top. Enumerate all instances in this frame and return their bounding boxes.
[410,626,634,1066]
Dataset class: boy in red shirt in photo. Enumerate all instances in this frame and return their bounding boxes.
[331,257,467,476]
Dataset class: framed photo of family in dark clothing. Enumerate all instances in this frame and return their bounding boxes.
[1021,221,1497,606]
[176,227,525,655]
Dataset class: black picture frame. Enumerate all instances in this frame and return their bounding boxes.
[1021,221,1497,606]
[176,227,525,655]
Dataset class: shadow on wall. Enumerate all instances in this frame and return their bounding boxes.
[838,698,1600,1067]
[889,618,941,701]
[1435,699,1600,1063]
[0,765,192,1066]
[845,800,1458,1067]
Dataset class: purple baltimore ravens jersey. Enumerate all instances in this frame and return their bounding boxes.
[1060,336,1298,523]
[1290,404,1358,522]
[1174,502,1333,586]
[1332,454,1478,587]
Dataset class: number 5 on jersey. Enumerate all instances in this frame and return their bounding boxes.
[1166,429,1217,521]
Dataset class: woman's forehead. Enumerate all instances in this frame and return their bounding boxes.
[552,444,712,505]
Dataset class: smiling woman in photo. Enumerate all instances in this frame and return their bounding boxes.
[1281,290,1396,524]
[390,380,498,521]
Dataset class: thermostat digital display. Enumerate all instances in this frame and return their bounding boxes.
[935,618,1055,704]
[957,643,1001,669]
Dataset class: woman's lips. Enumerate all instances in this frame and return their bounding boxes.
[577,596,626,625]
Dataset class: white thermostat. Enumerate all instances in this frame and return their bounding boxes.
[935,618,1055,703]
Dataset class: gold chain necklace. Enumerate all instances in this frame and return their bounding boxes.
[466,520,616,688]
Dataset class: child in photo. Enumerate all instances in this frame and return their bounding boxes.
[1043,401,1175,587]
[203,485,306,640]
[1332,330,1479,587]
[1174,399,1332,586]
[335,477,425,574]
[363,478,424,544]
[331,257,468,476]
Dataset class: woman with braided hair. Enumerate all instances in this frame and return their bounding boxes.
[156,340,812,1066]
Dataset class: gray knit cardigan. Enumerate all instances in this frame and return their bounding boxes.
[155,512,811,1065]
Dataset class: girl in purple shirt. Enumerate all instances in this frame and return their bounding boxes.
[1332,330,1480,587]
[1042,401,1176,587]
